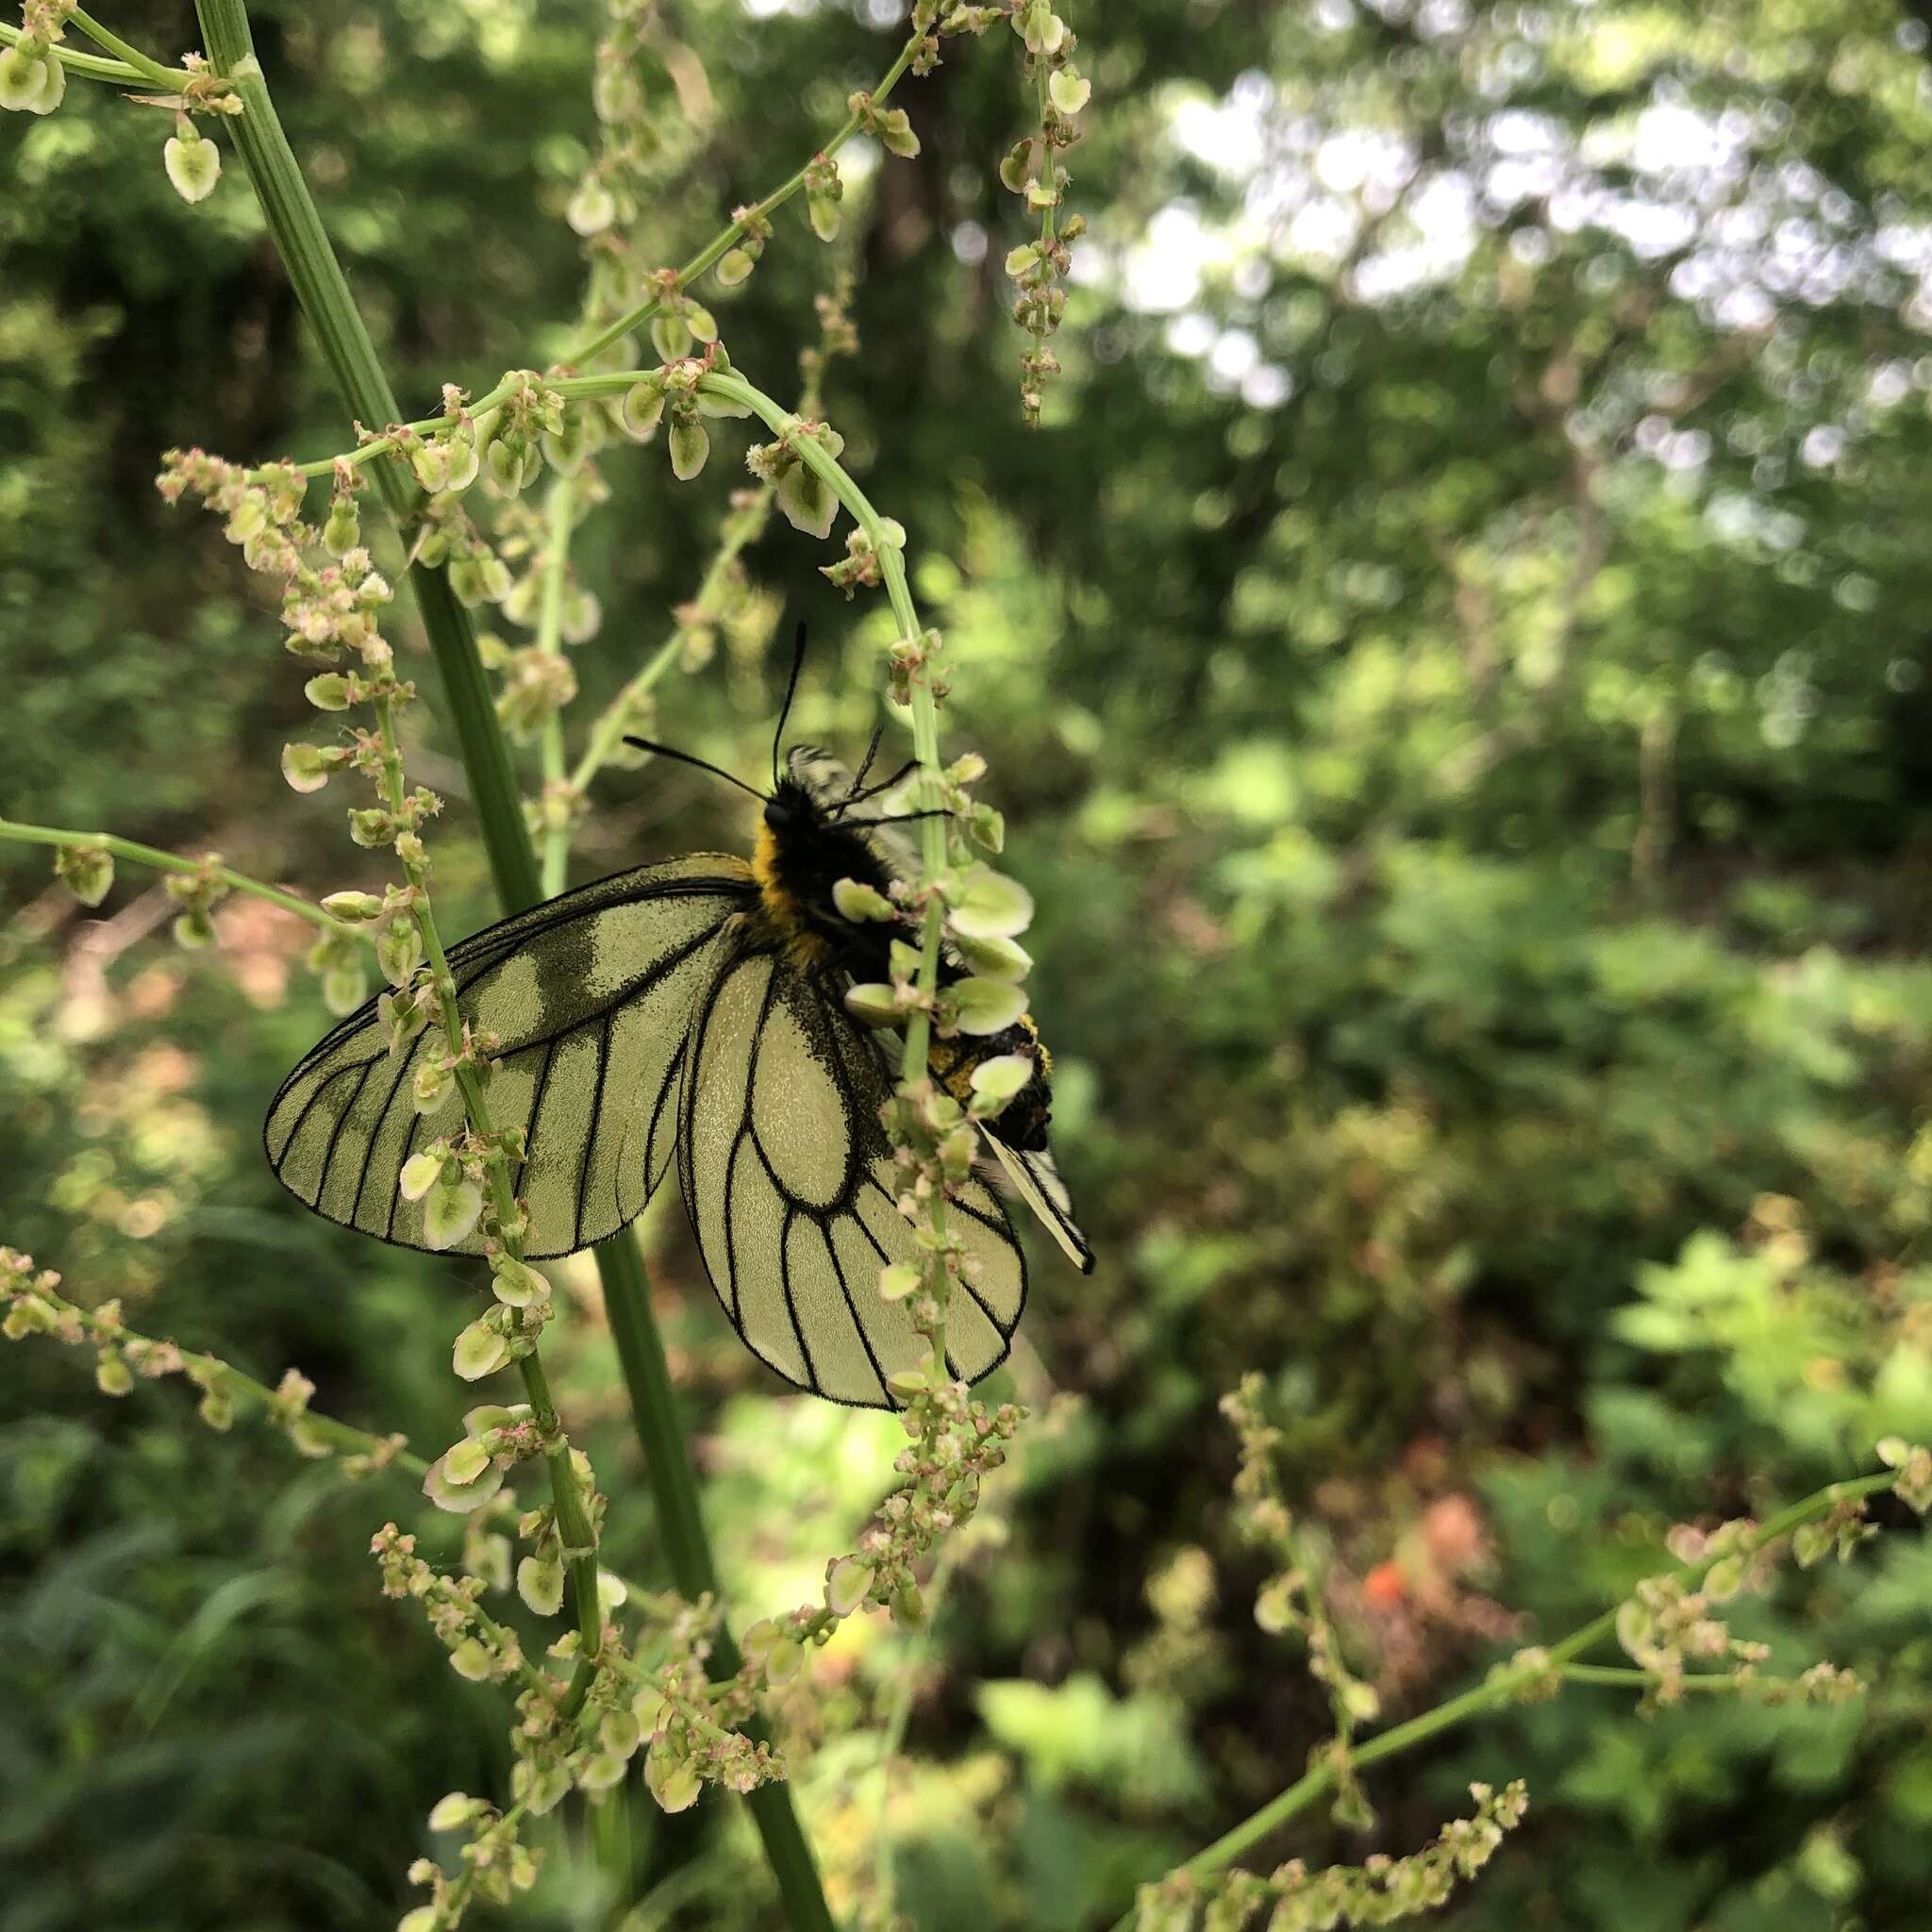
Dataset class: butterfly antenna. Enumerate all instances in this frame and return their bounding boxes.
[622,736,768,802]
[836,758,920,814]
[772,620,809,789]
[846,723,886,796]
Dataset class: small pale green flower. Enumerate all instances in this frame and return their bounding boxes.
[452,1316,508,1382]
[969,1054,1033,1103]
[517,1555,565,1616]
[826,1557,874,1616]
[775,461,838,539]
[1049,69,1091,116]
[164,128,222,204]
[399,1149,445,1202]
[844,983,900,1027]
[948,976,1027,1036]
[668,416,709,481]
[878,1262,921,1302]
[948,865,1034,940]
[54,843,113,908]
[424,1177,484,1251]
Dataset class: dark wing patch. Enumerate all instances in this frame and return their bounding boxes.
[678,924,1025,1407]
[265,856,756,1258]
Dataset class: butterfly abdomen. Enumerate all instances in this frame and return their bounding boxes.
[930,1016,1055,1153]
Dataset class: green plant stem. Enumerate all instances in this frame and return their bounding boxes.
[594,1242,833,1931]
[195,0,536,914]
[871,1541,958,1922]
[365,691,604,1721]
[693,370,945,1078]
[1557,1663,1766,1690]
[567,28,925,366]
[590,1790,634,1927]
[0,816,357,934]
[0,18,183,84]
[66,6,186,89]
[192,7,833,1917]
[1107,1468,1899,1927]
[695,367,953,1377]
[535,473,578,898]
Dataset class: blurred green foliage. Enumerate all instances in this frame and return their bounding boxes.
[6,0,1932,1928]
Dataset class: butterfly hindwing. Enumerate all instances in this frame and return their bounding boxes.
[678,920,1026,1407]
[264,856,756,1258]
[978,1131,1095,1274]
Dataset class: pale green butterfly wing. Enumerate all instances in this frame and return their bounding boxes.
[677,922,1026,1407]
[977,1129,1094,1274]
[265,856,755,1258]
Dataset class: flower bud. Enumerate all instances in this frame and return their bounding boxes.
[347,807,394,848]
[322,962,368,1015]
[826,1557,874,1615]
[449,1638,493,1681]
[844,983,900,1028]
[425,1177,484,1251]
[164,127,222,204]
[376,921,423,988]
[947,977,1028,1036]
[517,1556,565,1616]
[775,462,837,540]
[621,378,665,441]
[442,430,479,492]
[948,865,1035,939]
[54,843,114,908]
[832,877,895,922]
[322,503,361,558]
[667,416,709,481]
[644,1742,702,1813]
[1048,68,1091,115]
[969,1054,1033,1104]
[566,176,616,236]
[321,890,382,921]
[399,1149,445,1202]
[173,909,215,951]
[490,1255,547,1307]
[953,931,1031,982]
[304,673,353,710]
[601,1710,641,1758]
[410,442,451,494]
[878,1262,921,1302]
[428,1792,478,1832]
[281,741,333,794]
[453,1316,508,1381]
[0,45,64,115]
[485,436,526,495]
[998,138,1037,194]
[443,1436,493,1485]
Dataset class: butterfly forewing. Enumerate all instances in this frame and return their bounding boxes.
[264,856,755,1258]
[678,923,1026,1407]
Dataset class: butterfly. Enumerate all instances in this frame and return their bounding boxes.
[263,669,1091,1408]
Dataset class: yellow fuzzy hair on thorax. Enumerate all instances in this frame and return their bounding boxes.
[750,821,834,967]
